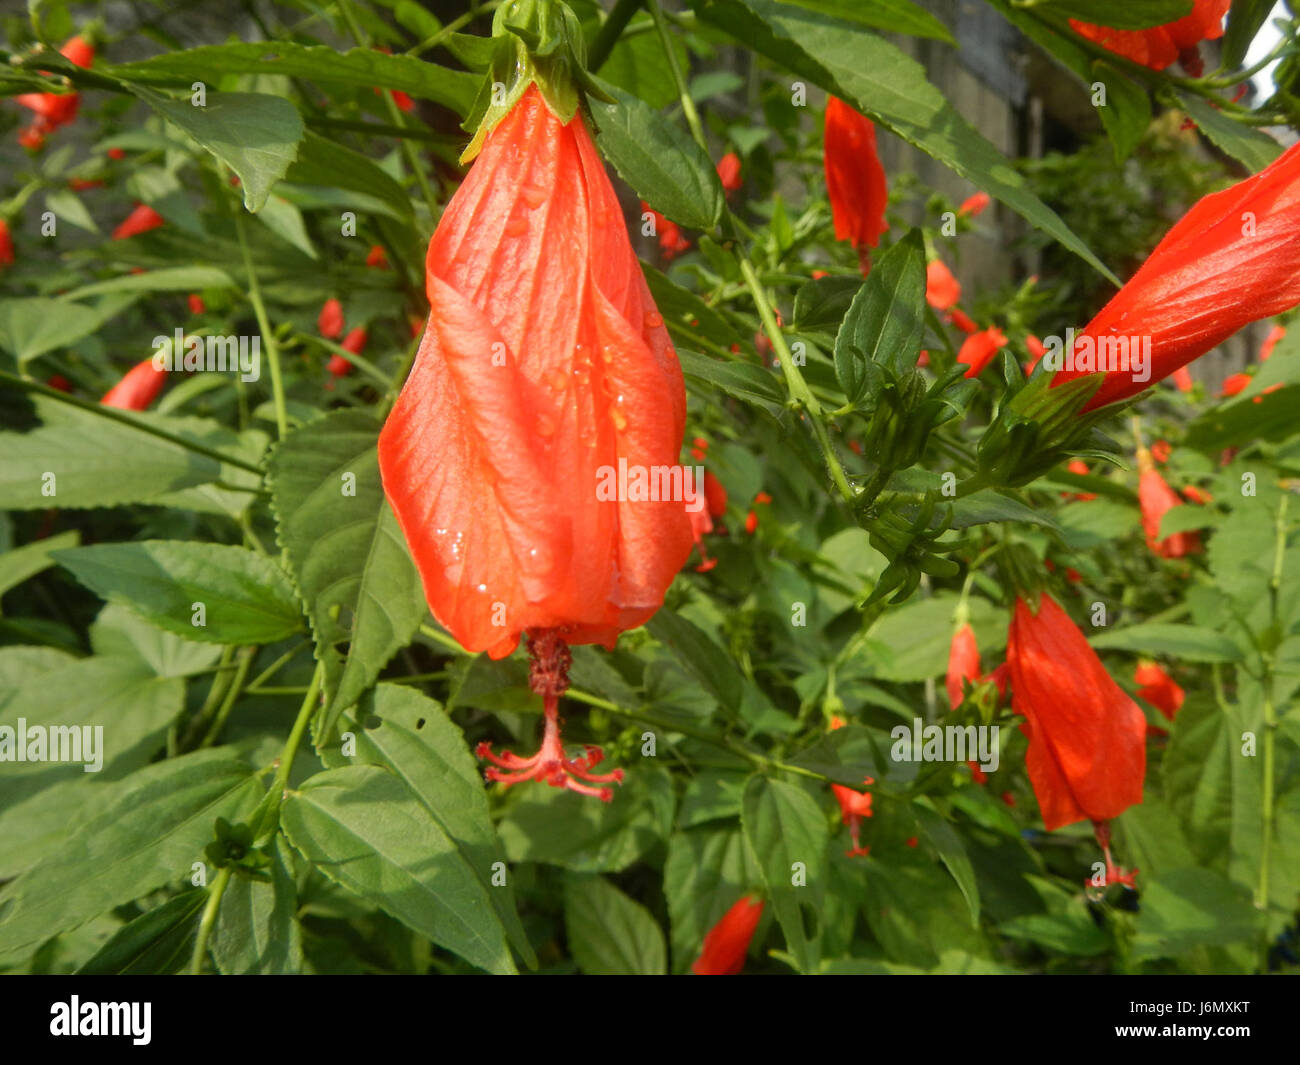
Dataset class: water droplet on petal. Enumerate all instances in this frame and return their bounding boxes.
[521,183,546,209]
[644,311,663,329]
[505,216,529,237]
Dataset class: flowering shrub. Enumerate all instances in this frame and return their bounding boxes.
[1,0,1299,980]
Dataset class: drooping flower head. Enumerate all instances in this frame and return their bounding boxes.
[692,895,765,975]
[0,219,12,268]
[1070,0,1230,73]
[15,34,95,140]
[945,622,981,710]
[112,203,165,241]
[318,298,345,339]
[925,259,961,311]
[716,152,742,196]
[957,326,1007,378]
[1007,592,1146,832]
[1135,661,1184,722]
[1052,142,1300,410]
[823,96,888,275]
[379,5,692,800]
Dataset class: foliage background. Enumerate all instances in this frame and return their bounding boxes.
[0,0,1298,975]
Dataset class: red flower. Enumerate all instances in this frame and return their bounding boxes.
[341,326,367,356]
[101,359,166,411]
[832,779,874,857]
[686,468,719,572]
[641,202,690,261]
[318,298,345,339]
[1138,451,1201,558]
[1025,334,1046,371]
[957,326,1007,378]
[1135,661,1184,722]
[1063,458,1097,502]
[1171,365,1194,392]
[18,126,46,151]
[1070,0,1229,73]
[823,97,888,274]
[692,896,765,975]
[1150,439,1171,464]
[366,244,389,269]
[187,293,205,315]
[1260,323,1285,361]
[716,152,742,195]
[107,147,125,161]
[945,623,981,710]
[47,374,72,392]
[1052,141,1300,411]
[1182,484,1212,505]
[327,354,352,378]
[378,83,692,659]
[15,35,94,134]
[949,308,978,334]
[111,203,165,240]
[704,470,727,518]
[1007,593,1146,831]
[1220,372,1250,397]
[958,191,990,218]
[0,219,12,267]
[925,259,961,311]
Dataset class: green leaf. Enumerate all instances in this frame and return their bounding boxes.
[53,541,302,646]
[776,0,954,42]
[1092,61,1151,163]
[647,608,744,714]
[642,264,738,348]
[209,840,302,974]
[590,81,724,231]
[280,763,516,974]
[1222,0,1277,70]
[563,874,667,975]
[998,911,1108,956]
[865,592,1005,682]
[60,267,235,301]
[76,890,208,974]
[349,685,534,966]
[1089,623,1243,663]
[1132,868,1260,960]
[949,490,1062,532]
[44,188,99,233]
[664,825,762,972]
[0,297,100,365]
[0,398,224,511]
[127,86,304,213]
[741,775,827,973]
[89,603,224,679]
[0,654,184,814]
[678,349,785,413]
[0,749,261,960]
[285,132,413,221]
[499,765,675,873]
[0,530,79,599]
[267,411,427,737]
[113,43,480,116]
[793,275,862,332]
[835,229,926,395]
[1163,696,1235,863]
[1177,92,1283,174]
[912,801,979,926]
[1032,0,1192,30]
[257,194,318,260]
[693,0,1117,283]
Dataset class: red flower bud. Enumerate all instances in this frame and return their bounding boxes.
[823,97,888,273]
[716,152,742,195]
[1138,449,1200,558]
[15,35,93,132]
[925,259,960,311]
[692,896,765,975]
[112,203,165,241]
[1135,661,1184,722]
[0,219,12,267]
[957,326,1007,378]
[1260,323,1285,361]
[1007,594,1146,830]
[187,293,205,315]
[318,298,345,339]
[1220,372,1250,397]
[101,359,166,411]
[957,191,990,218]
[365,244,388,269]
[341,327,367,356]
[945,622,981,710]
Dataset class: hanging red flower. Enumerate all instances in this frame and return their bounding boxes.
[1007,593,1146,832]
[101,359,167,411]
[692,896,765,975]
[823,96,888,275]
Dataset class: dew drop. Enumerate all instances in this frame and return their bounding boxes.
[610,405,628,432]
[644,311,663,329]
[521,183,546,209]
[505,216,529,237]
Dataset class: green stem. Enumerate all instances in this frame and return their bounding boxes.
[645,0,707,147]
[1256,494,1289,938]
[199,647,257,748]
[252,662,324,841]
[233,210,288,440]
[0,371,263,474]
[188,865,233,975]
[589,0,645,71]
[407,1,497,57]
